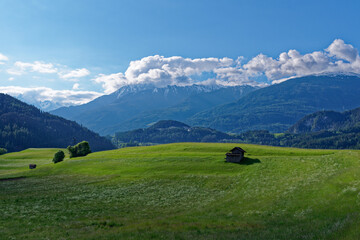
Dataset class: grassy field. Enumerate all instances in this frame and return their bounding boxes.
[1,143,360,239]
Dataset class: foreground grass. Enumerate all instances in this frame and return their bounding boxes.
[0,143,360,239]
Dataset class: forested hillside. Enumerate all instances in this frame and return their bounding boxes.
[112,110,360,149]
[235,107,360,149]
[288,107,360,133]
[112,120,233,147]
[0,94,114,152]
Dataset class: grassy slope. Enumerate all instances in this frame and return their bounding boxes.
[1,143,360,239]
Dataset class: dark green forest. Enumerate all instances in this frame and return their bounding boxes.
[234,128,360,149]
[0,94,114,152]
[230,107,360,149]
[112,120,232,147]
[113,108,360,149]
[288,107,360,133]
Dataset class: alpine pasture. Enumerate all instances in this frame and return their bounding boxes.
[1,143,360,239]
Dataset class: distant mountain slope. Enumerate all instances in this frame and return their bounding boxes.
[288,107,360,133]
[113,120,233,145]
[101,85,256,134]
[189,74,360,133]
[0,94,115,152]
[51,84,256,135]
[233,106,360,149]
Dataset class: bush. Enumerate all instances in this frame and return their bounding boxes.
[67,141,91,158]
[53,150,65,163]
[0,148,7,155]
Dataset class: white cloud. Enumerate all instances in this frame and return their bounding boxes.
[94,40,360,93]
[3,39,360,100]
[8,61,58,75]
[0,86,102,109]
[60,68,90,79]
[243,39,360,82]
[94,55,236,93]
[93,73,128,94]
[212,67,266,87]
[7,61,91,83]
[8,77,14,81]
[0,53,8,64]
[72,83,80,90]
[326,39,359,62]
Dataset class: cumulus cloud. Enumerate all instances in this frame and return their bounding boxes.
[94,55,248,93]
[0,53,8,64]
[3,39,359,101]
[243,39,360,83]
[93,72,128,94]
[7,61,90,81]
[60,68,90,79]
[7,61,58,75]
[93,39,360,93]
[0,86,102,109]
[326,39,359,62]
[124,55,233,85]
[243,50,332,80]
[212,67,267,87]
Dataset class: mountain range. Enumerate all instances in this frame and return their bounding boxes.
[51,84,256,135]
[51,74,360,136]
[0,93,115,152]
[189,74,360,133]
[16,95,65,112]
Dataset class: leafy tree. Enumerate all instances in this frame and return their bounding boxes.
[53,150,65,163]
[0,148,7,155]
[67,141,91,158]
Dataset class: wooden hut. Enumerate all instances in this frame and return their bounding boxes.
[225,147,246,163]
[29,164,37,169]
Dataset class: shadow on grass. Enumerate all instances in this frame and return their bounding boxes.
[0,176,26,182]
[225,157,261,165]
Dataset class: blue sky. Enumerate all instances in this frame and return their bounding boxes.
[1,0,360,109]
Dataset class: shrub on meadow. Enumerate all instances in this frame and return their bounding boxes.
[53,150,65,163]
[0,148,7,155]
[67,141,91,158]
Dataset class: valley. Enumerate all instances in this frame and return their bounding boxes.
[2,2,360,239]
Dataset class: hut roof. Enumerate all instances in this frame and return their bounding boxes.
[229,147,246,153]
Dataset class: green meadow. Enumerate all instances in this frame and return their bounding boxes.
[1,143,360,239]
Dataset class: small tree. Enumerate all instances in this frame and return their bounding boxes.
[0,148,7,155]
[53,150,65,163]
[67,141,91,158]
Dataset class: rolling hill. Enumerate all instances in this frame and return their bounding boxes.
[0,93,115,152]
[1,143,360,239]
[51,84,256,135]
[189,74,360,133]
[113,120,233,146]
[233,106,360,149]
[288,107,360,133]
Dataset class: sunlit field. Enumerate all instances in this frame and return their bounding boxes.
[1,143,360,239]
